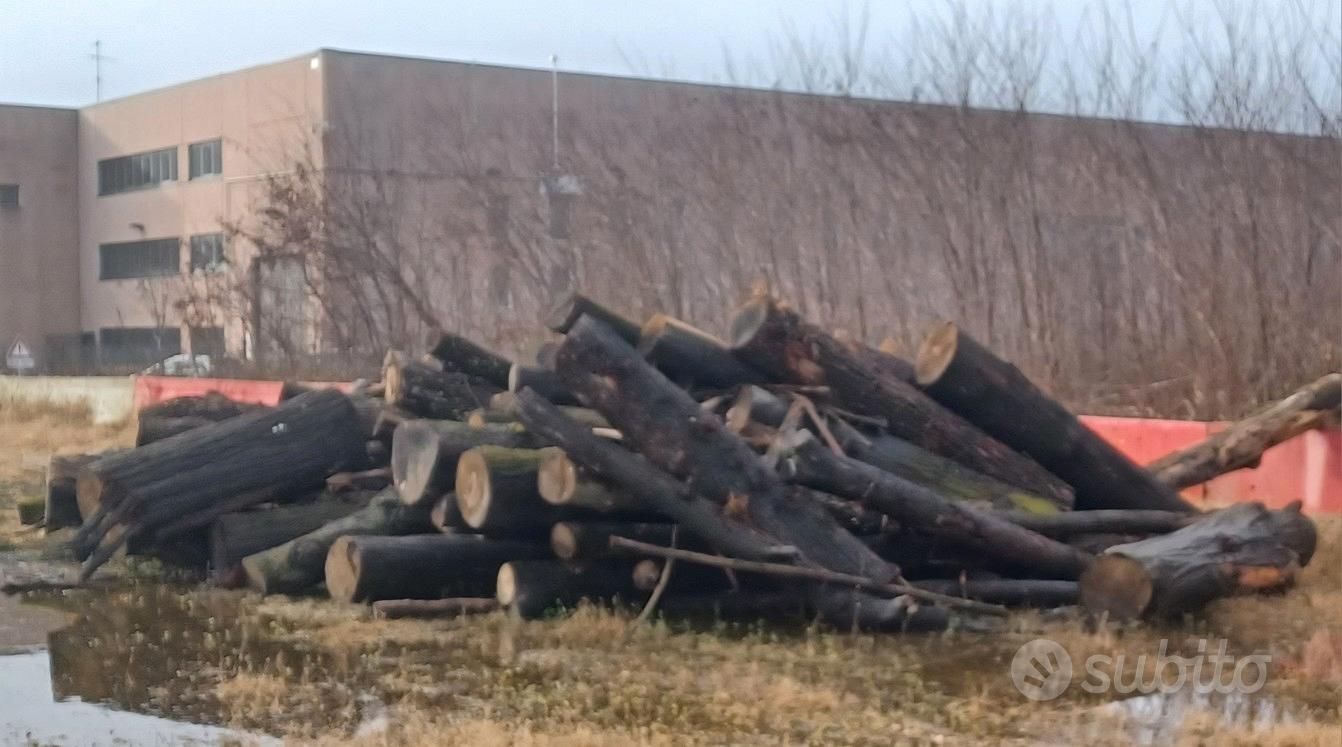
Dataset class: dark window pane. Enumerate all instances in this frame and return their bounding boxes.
[97,146,179,195]
[188,139,222,179]
[99,238,180,280]
[189,233,226,273]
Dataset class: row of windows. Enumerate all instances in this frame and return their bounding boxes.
[98,233,226,280]
[97,139,222,196]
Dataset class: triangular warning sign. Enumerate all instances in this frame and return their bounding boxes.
[8,340,30,357]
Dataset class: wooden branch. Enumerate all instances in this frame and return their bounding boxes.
[1003,509,1200,537]
[544,291,642,343]
[638,313,764,388]
[426,332,512,388]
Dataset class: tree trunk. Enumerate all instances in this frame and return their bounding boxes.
[496,559,640,619]
[426,332,512,388]
[631,558,736,593]
[550,521,676,560]
[134,416,214,446]
[240,487,432,595]
[73,390,368,581]
[45,453,105,532]
[1147,373,1342,489]
[637,313,764,389]
[210,499,369,585]
[325,534,550,603]
[391,419,546,508]
[468,393,609,429]
[544,291,642,343]
[1003,509,1199,537]
[372,597,499,619]
[430,492,467,533]
[914,321,1192,512]
[730,298,1075,509]
[509,364,579,405]
[536,447,651,514]
[910,579,1079,608]
[454,446,558,533]
[778,430,1093,580]
[383,357,499,420]
[1080,502,1317,619]
[326,468,392,494]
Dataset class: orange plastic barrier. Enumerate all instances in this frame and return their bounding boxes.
[132,376,353,411]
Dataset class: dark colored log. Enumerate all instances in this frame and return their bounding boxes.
[454,446,559,532]
[730,298,1075,509]
[798,486,891,536]
[391,419,546,508]
[1148,373,1342,489]
[544,291,642,343]
[637,313,764,388]
[73,390,368,580]
[326,467,392,493]
[45,453,104,532]
[1080,502,1317,619]
[914,321,1192,512]
[383,357,499,420]
[724,385,789,431]
[534,341,561,369]
[551,521,676,560]
[430,492,468,533]
[829,420,1065,514]
[365,440,389,468]
[137,391,261,421]
[651,591,810,621]
[468,392,609,429]
[537,447,649,513]
[509,364,578,405]
[210,499,368,584]
[1004,509,1200,537]
[134,415,213,446]
[631,558,736,593]
[240,487,432,595]
[851,342,916,385]
[371,407,410,444]
[555,316,895,583]
[372,597,500,619]
[777,430,1093,580]
[426,332,512,388]
[496,559,641,619]
[325,534,550,603]
[511,389,791,562]
[911,579,1079,608]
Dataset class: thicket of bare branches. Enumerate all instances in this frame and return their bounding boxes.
[211,0,1338,419]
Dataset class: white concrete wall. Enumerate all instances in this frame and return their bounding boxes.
[0,375,134,425]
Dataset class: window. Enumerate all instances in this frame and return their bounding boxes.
[99,327,181,367]
[189,233,226,273]
[99,238,179,280]
[98,147,177,195]
[0,184,17,208]
[190,327,226,358]
[188,139,222,179]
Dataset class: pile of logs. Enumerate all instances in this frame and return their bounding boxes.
[38,292,1337,630]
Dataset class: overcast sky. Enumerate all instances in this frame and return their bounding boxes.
[0,0,1164,107]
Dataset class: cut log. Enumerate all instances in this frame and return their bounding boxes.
[911,579,1079,608]
[849,340,916,385]
[777,430,1093,580]
[383,356,499,420]
[391,419,546,508]
[829,420,1065,514]
[137,391,261,421]
[326,468,392,493]
[1080,502,1317,619]
[430,492,467,533]
[496,560,640,619]
[426,332,512,388]
[371,407,410,444]
[210,499,369,585]
[468,393,609,429]
[631,558,735,593]
[731,298,1075,509]
[724,385,789,432]
[914,322,1192,512]
[240,487,432,595]
[509,364,578,405]
[134,415,213,446]
[455,446,556,532]
[536,447,650,514]
[45,453,104,532]
[544,291,642,344]
[372,597,500,619]
[325,534,550,603]
[511,389,792,562]
[637,313,764,388]
[73,390,369,580]
[1147,373,1342,489]
[551,521,676,560]
[1003,509,1199,537]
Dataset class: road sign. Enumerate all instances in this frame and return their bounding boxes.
[6,339,35,371]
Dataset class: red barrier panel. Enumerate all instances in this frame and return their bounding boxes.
[133,376,286,410]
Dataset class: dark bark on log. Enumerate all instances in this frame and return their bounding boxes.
[914,322,1192,512]
[326,468,392,493]
[850,341,916,385]
[426,332,512,388]
[240,487,432,595]
[1080,502,1317,619]
[496,559,641,619]
[551,521,676,560]
[637,313,765,389]
[911,579,1079,608]
[632,558,735,593]
[777,430,1093,580]
[512,389,791,561]
[555,316,896,584]
[544,291,642,343]
[829,420,1065,514]
[724,385,789,431]
[469,393,609,429]
[210,499,368,585]
[535,341,561,369]
[371,407,410,444]
[383,358,499,420]
[138,392,261,421]
[45,453,105,532]
[537,447,652,514]
[391,419,547,508]
[509,364,578,405]
[455,446,558,532]
[731,298,1075,508]
[1004,510,1199,537]
[73,390,368,580]
[372,597,500,619]
[134,416,214,446]
[430,492,468,533]
[1147,373,1342,489]
[326,534,550,603]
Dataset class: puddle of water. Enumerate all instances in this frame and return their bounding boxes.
[0,650,276,746]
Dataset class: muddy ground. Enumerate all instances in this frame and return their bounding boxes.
[0,404,1338,746]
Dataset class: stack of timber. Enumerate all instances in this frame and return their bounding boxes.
[56,291,1332,632]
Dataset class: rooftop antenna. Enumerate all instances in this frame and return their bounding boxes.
[550,53,560,170]
[90,40,114,102]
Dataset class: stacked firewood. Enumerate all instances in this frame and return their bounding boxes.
[46,292,1337,630]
